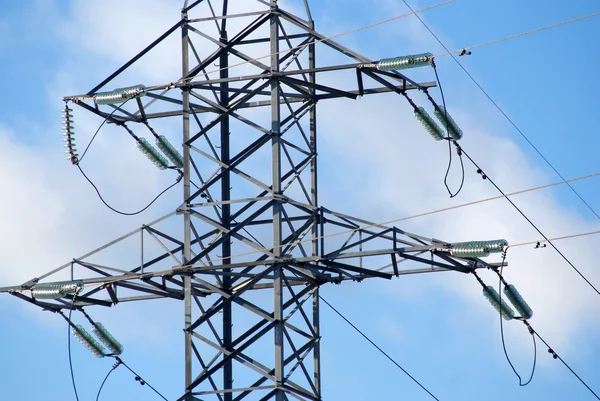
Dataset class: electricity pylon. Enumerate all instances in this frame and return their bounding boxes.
[1,1,503,400]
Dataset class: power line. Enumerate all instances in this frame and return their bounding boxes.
[113,356,169,401]
[524,321,600,400]
[511,229,600,248]
[172,4,600,86]
[96,360,120,401]
[457,144,600,297]
[319,295,441,401]
[436,11,600,58]
[400,0,600,221]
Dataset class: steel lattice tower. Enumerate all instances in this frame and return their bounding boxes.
[1,1,501,400]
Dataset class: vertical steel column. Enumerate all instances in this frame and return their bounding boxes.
[307,9,321,396]
[270,1,284,400]
[219,4,233,400]
[181,9,193,397]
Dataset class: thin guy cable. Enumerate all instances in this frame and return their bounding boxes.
[524,321,600,400]
[96,360,121,401]
[113,356,169,401]
[400,0,600,221]
[77,164,182,216]
[436,11,600,58]
[25,168,600,289]
[497,251,536,386]
[511,229,600,248]
[319,295,441,401]
[36,170,600,286]
[85,226,600,290]
[457,144,600,297]
[176,0,455,82]
[173,4,598,85]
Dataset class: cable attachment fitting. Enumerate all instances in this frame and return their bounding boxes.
[534,241,547,249]
[476,168,487,180]
[547,348,559,359]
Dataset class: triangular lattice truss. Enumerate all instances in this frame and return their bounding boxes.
[2,1,500,400]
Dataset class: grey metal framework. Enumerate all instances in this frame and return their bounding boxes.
[1,1,499,400]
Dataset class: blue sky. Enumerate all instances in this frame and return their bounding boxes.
[1,1,600,400]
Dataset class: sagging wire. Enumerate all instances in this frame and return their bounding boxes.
[96,359,121,401]
[65,103,183,215]
[472,267,537,386]
[473,248,598,397]
[77,164,182,216]
[66,295,81,401]
[422,65,464,198]
[497,249,536,386]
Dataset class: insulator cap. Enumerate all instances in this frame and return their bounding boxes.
[92,322,123,355]
[156,135,183,168]
[94,84,146,105]
[73,325,106,358]
[415,107,444,141]
[31,280,84,299]
[503,284,533,320]
[377,52,433,71]
[483,285,514,320]
[137,137,169,169]
[434,106,463,140]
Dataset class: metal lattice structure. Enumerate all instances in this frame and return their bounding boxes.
[1,1,500,400]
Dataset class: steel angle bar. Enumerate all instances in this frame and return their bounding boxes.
[186,81,271,145]
[73,260,135,276]
[278,9,370,64]
[188,10,266,23]
[239,32,309,46]
[87,19,183,95]
[193,386,276,397]
[189,85,274,130]
[191,196,272,208]
[282,276,316,332]
[189,146,270,192]
[187,268,274,331]
[189,204,275,260]
[187,41,220,103]
[324,228,394,258]
[186,13,271,79]
[281,334,317,394]
[0,213,177,294]
[187,25,269,71]
[233,339,319,401]
[319,259,393,280]
[280,76,357,100]
[145,229,184,265]
[188,322,278,390]
[397,252,471,273]
[189,342,224,401]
